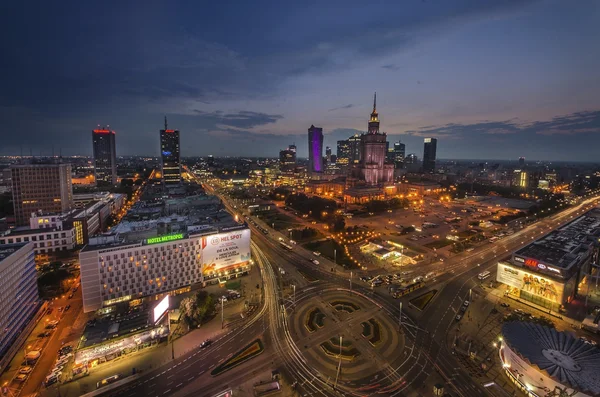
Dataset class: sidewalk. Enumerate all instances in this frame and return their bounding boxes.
[486,287,581,327]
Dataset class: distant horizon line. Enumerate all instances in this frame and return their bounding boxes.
[0,154,598,165]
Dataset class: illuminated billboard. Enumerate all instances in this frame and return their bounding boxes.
[146,233,184,245]
[153,295,170,324]
[201,229,251,275]
[497,262,563,304]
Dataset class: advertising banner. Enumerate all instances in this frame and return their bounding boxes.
[201,229,251,275]
[497,262,563,303]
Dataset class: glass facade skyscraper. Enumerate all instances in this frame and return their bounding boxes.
[92,127,117,185]
[160,117,181,185]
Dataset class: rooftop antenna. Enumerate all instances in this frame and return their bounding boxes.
[164,116,168,130]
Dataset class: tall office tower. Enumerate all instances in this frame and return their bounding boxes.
[393,141,406,168]
[0,243,39,358]
[513,169,529,188]
[206,155,214,166]
[308,125,324,173]
[348,134,362,164]
[11,163,73,225]
[355,93,394,185]
[422,137,437,173]
[279,144,297,167]
[519,157,525,167]
[386,143,394,163]
[325,146,332,163]
[405,153,418,165]
[160,117,181,184]
[92,126,117,185]
[336,140,350,166]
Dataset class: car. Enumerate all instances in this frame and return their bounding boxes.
[44,376,58,387]
[46,308,53,315]
[463,300,470,307]
[460,305,467,312]
[58,307,64,312]
[311,259,319,265]
[200,339,213,348]
[38,331,52,338]
[500,303,510,308]
[455,314,463,321]
[219,296,228,303]
[15,374,28,382]
[64,305,71,312]
[313,251,321,256]
[68,293,74,299]
[19,366,32,374]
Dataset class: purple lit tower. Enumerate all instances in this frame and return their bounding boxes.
[308,125,323,173]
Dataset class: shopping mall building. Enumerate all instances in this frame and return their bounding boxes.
[496,208,600,312]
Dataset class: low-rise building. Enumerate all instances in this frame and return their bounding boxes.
[496,208,600,311]
[0,226,76,263]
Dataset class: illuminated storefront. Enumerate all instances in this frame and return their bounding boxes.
[497,261,574,312]
[75,324,169,366]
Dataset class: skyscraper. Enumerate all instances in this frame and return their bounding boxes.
[423,138,437,173]
[92,127,117,185]
[336,140,350,166]
[160,117,181,184]
[279,144,296,168]
[10,163,73,225]
[308,125,323,173]
[348,134,362,164]
[519,157,525,167]
[393,141,406,168]
[353,93,394,185]
[325,146,332,163]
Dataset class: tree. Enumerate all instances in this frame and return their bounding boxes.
[331,216,345,232]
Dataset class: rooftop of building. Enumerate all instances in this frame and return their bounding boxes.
[502,321,600,395]
[515,208,600,268]
[82,222,248,252]
[10,163,70,169]
[467,196,536,210]
[4,225,71,237]
[79,305,152,349]
[0,242,28,261]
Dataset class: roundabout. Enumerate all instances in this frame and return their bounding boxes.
[287,287,406,389]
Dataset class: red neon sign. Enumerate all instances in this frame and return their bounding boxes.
[93,129,115,134]
[524,259,538,268]
[165,129,175,133]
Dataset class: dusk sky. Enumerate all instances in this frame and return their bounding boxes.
[1,0,599,161]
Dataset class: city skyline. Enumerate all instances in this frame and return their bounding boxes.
[1,1,599,161]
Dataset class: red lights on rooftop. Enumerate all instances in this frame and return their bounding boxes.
[93,129,115,134]
[165,129,175,133]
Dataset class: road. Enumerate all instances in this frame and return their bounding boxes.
[110,168,596,397]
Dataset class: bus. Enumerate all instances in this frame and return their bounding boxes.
[392,282,424,298]
[478,271,491,280]
[96,374,122,389]
[279,242,293,251]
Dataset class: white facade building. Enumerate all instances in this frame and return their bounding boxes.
[0,243,39,358]
[80,227,251,313]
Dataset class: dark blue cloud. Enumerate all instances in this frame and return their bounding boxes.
[0,0,598,162]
